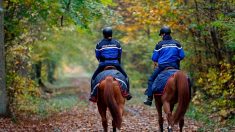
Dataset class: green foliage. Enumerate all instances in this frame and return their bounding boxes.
[122,37,154,88]
[212,15,235,57]
[194,62,235,121]
[3,0,116,116]
[30,25,101,82]
[101,0,114,6]
[6,72,41,115]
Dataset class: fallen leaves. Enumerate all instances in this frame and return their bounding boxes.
[0,77,203,131]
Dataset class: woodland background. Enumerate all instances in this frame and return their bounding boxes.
[0,0,234,131]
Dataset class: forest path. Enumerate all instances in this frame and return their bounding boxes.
[0,77,201,131]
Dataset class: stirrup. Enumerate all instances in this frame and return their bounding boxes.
[144,99,152,106]
[126,94,132,100]
[89,96,97,103]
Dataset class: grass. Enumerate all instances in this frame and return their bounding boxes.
[186,104,211,122]
[44,78,75,89]
[19,75,89,118]
[127,87,146,105]
[35,76,89,117]
[37,93,86,117]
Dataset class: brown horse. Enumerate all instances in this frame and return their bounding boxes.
[97,75,125,132]
[154,71,191,132]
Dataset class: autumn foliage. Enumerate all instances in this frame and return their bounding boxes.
[194,62,235,120]
[114,0,235,123]
[1,0,235,128]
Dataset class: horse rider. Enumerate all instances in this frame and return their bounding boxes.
[89,27,132,102]
[144,26,185,106]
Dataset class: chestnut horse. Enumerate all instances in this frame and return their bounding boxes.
[154,71,191,132]
[97,75,125,132]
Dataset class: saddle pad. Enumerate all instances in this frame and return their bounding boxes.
[152,69,178,95]
[92,70,127,91]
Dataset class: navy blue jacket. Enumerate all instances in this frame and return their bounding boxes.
[152,35,185,64]
[95,38,122,65]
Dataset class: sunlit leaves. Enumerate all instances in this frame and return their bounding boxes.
[6,72,40,115]
[115,0,188,43]
[195,62,235,119]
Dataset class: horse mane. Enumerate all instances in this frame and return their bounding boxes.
[103,76,122,129]
[173,71,190,124]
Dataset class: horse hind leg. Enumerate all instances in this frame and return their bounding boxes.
[159,114,164,132]
[112,120,116,132]
[155,97,164,132]
[166,113,173,132]
[179,118,184,132]
[167,126,173,132]
[98,103,108,132]
[112,103,124,132]
[112,81,125,132]
[163,101,174,131]
[112,101,124,132]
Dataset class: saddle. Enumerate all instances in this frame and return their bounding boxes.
[153,69,179,95]
[93,67,127,89]
[163,66,175,71]
[104,66,116,71]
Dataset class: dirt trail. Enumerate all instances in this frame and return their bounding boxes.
[0,77,201,132]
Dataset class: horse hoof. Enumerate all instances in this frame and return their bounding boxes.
[167,127,173,132]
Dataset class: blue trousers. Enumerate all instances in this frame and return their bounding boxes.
[90,63,129,98]
[146,62,179,97]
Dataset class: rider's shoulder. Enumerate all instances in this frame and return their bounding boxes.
[96,39,104,49]
[154,41,163,50]
[96,39,103,44]
[112,39,120,44]
[97,38,107,45]
[157,40,165,46]
[112,39,121,48]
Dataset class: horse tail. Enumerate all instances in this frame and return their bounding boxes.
[173,71,190,124]
[104,76,122,129]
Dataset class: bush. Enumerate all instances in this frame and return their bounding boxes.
[193,62,235,122]
[7,72,41,115]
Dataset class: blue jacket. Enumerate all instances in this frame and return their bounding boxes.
[95,38,122,64]
[152,35,185,64]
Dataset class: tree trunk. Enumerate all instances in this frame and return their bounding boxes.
[0,0,9,116]
[33,61,52,93]
[35,61,42,85]
[60,0,71,26]
[47,60,56,84]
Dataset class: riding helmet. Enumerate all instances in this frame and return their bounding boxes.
[159,26,171,36]
[102,27,112,39]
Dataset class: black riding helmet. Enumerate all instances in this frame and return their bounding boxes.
[159,26,171,36]
[102,27,112,39]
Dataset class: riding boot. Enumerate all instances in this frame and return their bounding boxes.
[125,78,132,100]
[144,80,154,106]
[144,96,153,106]
[89,87,98,102]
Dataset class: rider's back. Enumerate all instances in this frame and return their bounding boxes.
[96,38,121,64]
